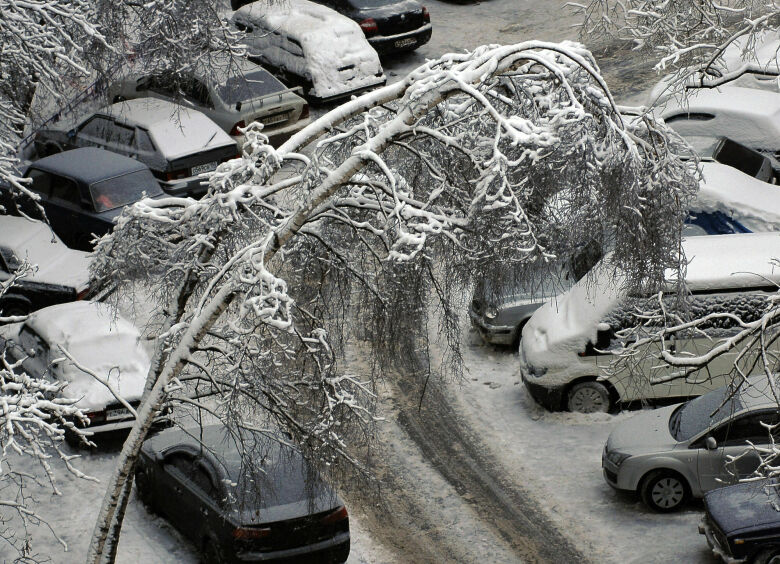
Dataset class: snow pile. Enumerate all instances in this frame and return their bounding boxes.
[26,301,147,410]
[233,0,385,99]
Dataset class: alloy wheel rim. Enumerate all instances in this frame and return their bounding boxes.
[651,477,684,508]
[571,388,606,413]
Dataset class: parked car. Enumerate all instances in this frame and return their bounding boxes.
[656,86,780,173]
[305,0,432,55]
[7,148,165,251]
[471,162,780,346]
[0,301,157,440]
[0,216,91,317]
[520,232,780,413]
[700,478,780,563]
[107,57,311,147]
[603,376,779,512]
[231,0,386,103]
[33,98,238,198]
[135,424,350,563]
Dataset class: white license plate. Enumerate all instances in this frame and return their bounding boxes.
[106,407,131,421]
[191,161,218,176]
[395,37,416,48]
[262,112,290,126]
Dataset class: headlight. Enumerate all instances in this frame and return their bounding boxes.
[606,451,631,467]
[485,306,498,320]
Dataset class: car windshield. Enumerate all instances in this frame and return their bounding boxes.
[215,69,284,105]
[669,386,744,441]
[90,170,163,212]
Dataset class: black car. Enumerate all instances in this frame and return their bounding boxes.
[700,478,780,563]
[9,147,164,251]
[0,216,91,317]
[136,425,350,564]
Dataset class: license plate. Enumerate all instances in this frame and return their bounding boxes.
[106,407,131,421]
[262,112,290,126]
[395,37,416,49]
[191,161,217,176]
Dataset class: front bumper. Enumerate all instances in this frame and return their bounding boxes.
[235,531,349,562]
[469,310,518,346]
[370,25,433,55]
[520,370,565,411]
[699,516,745,564]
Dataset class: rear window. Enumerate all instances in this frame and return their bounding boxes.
[215,70,285,105]
[90,169,163,212]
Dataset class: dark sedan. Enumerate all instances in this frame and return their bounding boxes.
[12,147,164,251]
[136,425,350,564]
[700,478,780,563]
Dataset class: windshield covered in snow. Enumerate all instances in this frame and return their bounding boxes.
[214,69,285,105]
[670,387,743,441]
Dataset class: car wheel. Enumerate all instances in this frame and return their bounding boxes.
[755,548,780,564]
[567,381,610,413]
[640,470,690,512]
[201,539,225,564]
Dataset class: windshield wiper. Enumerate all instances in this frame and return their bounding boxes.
[203,131,217,148]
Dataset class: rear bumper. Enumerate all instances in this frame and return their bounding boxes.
[160,176,208,199]
[699,517,745,564]
[234,116,312,149]
[235,531,350,562]
[370,24,432,54]
[521,371,565,411]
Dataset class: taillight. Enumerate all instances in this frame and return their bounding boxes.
[422,6,430,22]
[321,506,348,524]
[86,410,106,424]
[165,170,187,181]
[230,120,247,136]
[232,527,271,540]
[299,104,310,120]
[359,18,378,36]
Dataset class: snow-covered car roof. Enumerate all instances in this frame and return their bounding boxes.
[694,162,780,233]
[657,86,780,148]
[233,0,384,99]
[28,147,150,186]
[104,99,236,160]
[24,301,148,409]
[0,216,90,291]
[522,233,780,365]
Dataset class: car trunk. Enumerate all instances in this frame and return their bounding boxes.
[162,144,238,180]
[375,7,424,35]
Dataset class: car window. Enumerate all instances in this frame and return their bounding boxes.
[90,169,163,212]
[137,75,176,98]
[710,410,780,446]
[190,465,219,500]
[106,122,135,147]
[78,116,115,141]
[18,326,51,377]
[25,168,53,198]
[49,175,81,205]
[180,79,213,108]
[164,451,195,474]
[665,112,716,123]
[135,129,156,153]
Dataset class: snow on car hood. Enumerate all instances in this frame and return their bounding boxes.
[26,302,148,410]
[605,404,678,455]
[522,234,780,367]
[695,162,780,232]
[706,479,780,536]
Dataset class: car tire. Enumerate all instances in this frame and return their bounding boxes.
[640,470,690,512]
[567,381,610,413]
[755,548,780,564]
[201,539,225,564]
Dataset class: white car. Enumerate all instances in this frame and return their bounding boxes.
[655,85,780,172]
[0,216,91,317]
[0,301,155,439]
[520,232,780,413]
[231,0,386,102]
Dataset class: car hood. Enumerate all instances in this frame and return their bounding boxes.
[606,404,680,454]
[706,480,780,536]
[32,248,91,291]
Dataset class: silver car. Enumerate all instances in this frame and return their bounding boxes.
[602,377,780,512]
[108,57,310,147]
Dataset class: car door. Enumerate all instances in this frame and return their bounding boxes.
[74,115,116,151]
[696,409,779,492]
[159,451,205,540]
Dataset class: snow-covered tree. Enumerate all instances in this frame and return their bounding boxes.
[81,41,698,562]
[573,0,780,93]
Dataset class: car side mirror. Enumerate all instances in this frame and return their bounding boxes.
[26,348,36,358]
[67,129,76,139]
[705,436,717,450]
[235,101,242,111]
